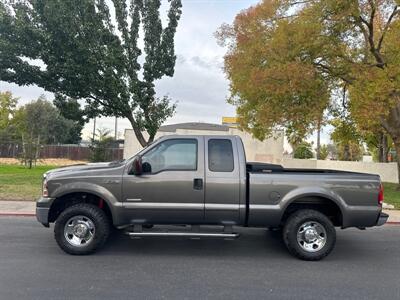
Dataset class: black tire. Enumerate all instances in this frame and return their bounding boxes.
[54,203,110,255]
[283,209,336,261]
[267,227,283,239]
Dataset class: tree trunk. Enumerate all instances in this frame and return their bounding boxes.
[381,102,400,187]
[377,132,389,163]
[147,133,156,145]
[316,120,321,160]
[35,135,40,167]
[343,144,350,161]
[378,132,384,162]
[393,141,400,190]
[383,134,390,163]
[21,133,26,167]
[126,114,148,147]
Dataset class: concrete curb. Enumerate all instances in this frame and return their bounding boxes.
[0,212,35,217]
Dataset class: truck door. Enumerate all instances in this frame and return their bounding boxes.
[204,137,241,224]
[122,137,205,224]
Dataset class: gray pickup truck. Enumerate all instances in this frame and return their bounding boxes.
[36,135,388,260]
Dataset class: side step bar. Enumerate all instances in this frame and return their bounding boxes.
[124,225,240,239]
[125,231,239,239]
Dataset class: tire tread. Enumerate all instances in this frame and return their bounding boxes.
[283,209,336,261]
[54,203,110,255]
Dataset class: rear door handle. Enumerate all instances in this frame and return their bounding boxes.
[193,178,203,190]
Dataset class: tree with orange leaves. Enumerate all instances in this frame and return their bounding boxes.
[217,0,400,185]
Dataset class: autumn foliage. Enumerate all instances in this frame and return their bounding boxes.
[217,0,400,183]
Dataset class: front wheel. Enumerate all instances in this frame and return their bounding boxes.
[54,203,110,255]
[283,209,336,261]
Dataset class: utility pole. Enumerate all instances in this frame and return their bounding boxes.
[316,119,321,160]
[114,117,118,140]
[92,117,96,141]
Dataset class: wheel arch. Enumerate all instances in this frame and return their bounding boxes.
[281,194,344,227]
[49,189,116,224]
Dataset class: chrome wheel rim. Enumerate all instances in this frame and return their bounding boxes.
[297,221,327,252]
[64,215,95,247]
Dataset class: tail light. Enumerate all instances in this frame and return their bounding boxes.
[378,183,384,206]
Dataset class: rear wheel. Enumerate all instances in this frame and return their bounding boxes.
[283,209,336,261]
[54,203,110,255]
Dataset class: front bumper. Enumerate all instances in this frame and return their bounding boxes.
[376,212,389,226]
[36,197,55,228]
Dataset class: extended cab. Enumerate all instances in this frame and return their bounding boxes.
[36,135,388,260]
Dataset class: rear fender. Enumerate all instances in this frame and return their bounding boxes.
[279,186,346,221]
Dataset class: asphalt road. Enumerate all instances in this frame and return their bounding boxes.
[0,217,399,300]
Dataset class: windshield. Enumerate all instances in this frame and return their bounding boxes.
[126,137,162,162]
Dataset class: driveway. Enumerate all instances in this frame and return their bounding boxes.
[0,217,399,300]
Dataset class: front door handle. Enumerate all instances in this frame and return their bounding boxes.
[193,178,203,190]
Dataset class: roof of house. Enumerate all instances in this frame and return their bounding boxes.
[159,122,230,132]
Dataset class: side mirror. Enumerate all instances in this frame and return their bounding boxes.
[131,157,143,175]
[142,162,152,173]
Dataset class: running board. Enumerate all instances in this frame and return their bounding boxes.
[125,231,239,239]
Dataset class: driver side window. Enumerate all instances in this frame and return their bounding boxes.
[141,139,197,174]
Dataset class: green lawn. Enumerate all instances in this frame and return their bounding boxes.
[0,164,400,208]
[0,164,56,201]
[383,182,400,209]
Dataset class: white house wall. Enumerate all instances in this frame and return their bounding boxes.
[124,128,284,164]
[282,159,399,183]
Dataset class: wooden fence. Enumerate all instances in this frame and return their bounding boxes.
[0,144,123,161]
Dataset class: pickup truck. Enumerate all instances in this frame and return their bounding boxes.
[36,135,388,260]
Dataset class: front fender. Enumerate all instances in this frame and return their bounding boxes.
[51,182,121,224]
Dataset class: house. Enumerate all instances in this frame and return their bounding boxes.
[124,120,284,163]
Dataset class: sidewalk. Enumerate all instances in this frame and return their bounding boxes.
[0,200,36,216]
[385,209,400,224]
[0,200,399,224]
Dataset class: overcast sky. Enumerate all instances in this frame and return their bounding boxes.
[0,0,329,149]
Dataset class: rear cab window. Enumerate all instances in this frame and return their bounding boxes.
[208,139,234,172]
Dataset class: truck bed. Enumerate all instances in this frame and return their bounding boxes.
[246,162,381,228]
[246,162,369,175]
